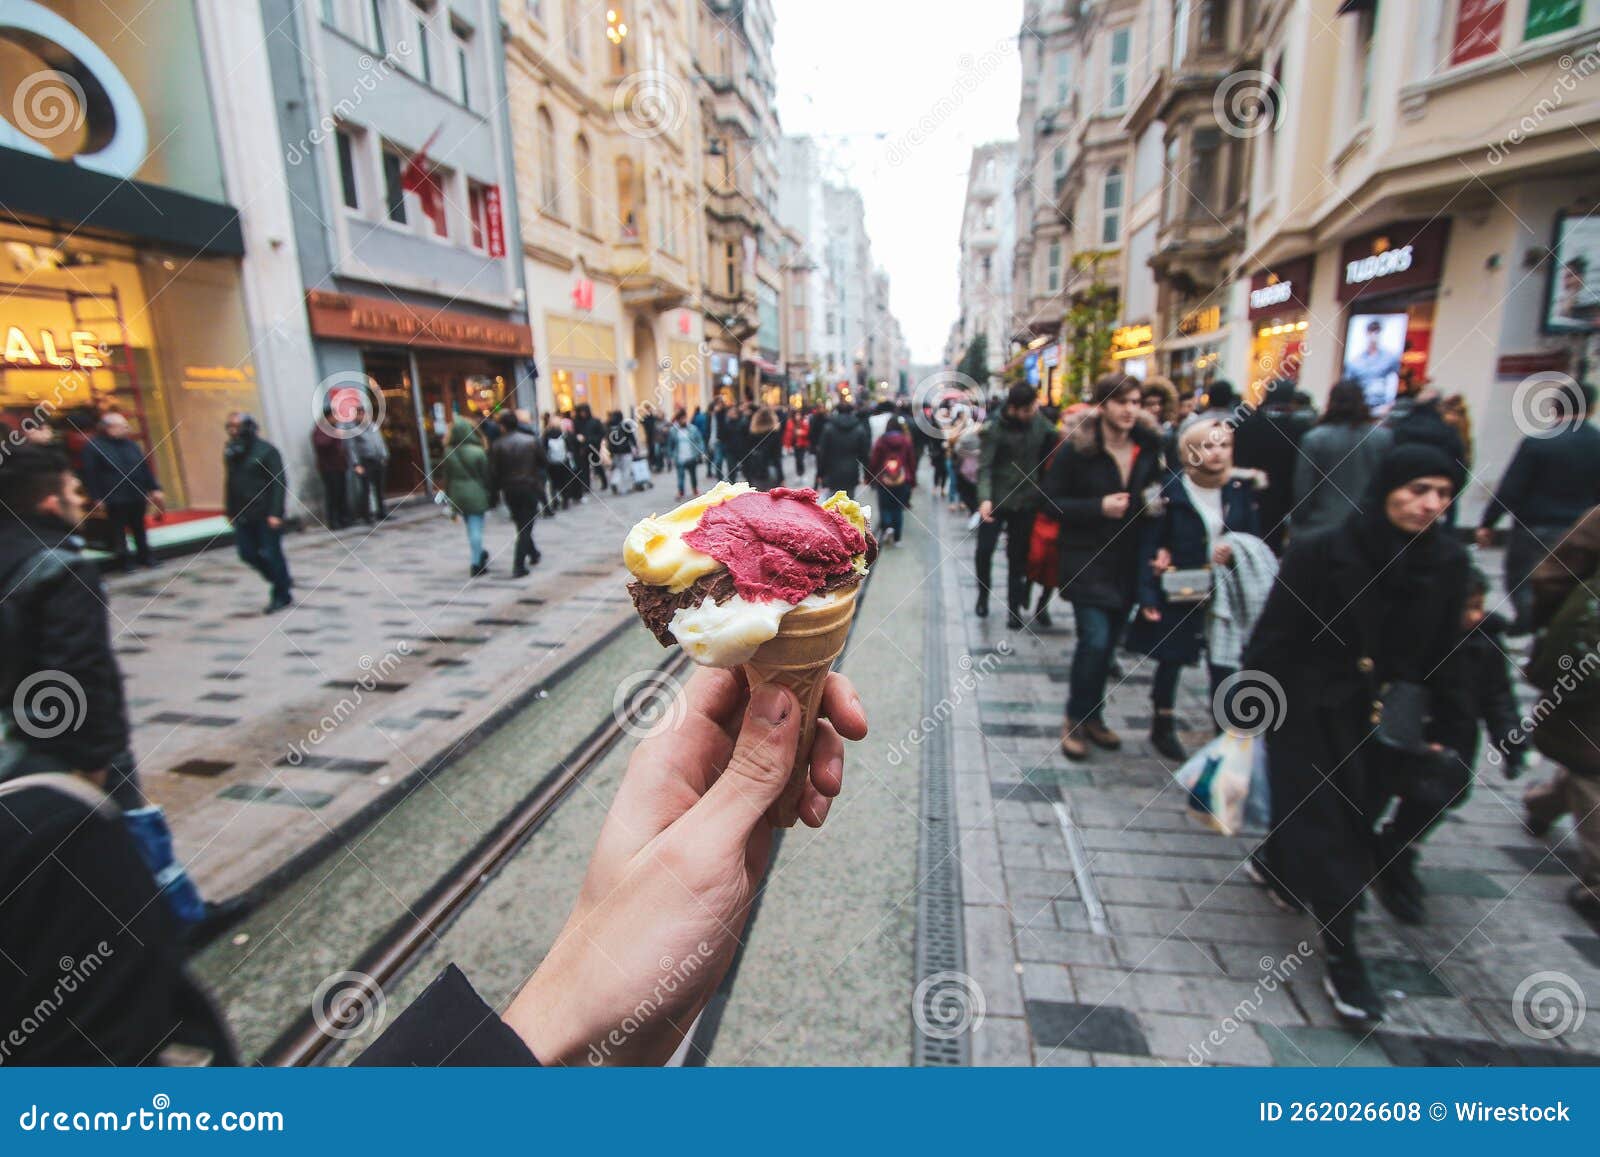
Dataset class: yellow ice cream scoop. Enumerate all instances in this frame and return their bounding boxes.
[623,481,752,591]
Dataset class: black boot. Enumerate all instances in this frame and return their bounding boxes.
[975,589,990,618]
[1372,840,1426,925]
[1323,952,1385,1023]
[1006,606,1023,630]
[1150,711,1186,761]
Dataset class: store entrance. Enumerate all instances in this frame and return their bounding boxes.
[361,351,425,496]
[414,351,512,470]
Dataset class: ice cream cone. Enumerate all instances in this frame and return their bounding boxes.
[741,584,860,828]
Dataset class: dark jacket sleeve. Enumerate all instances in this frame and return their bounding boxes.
[260,445,288,520]
[354,965,539,1067]
[1481,439,1536,529]
[1420,558,1474,753]
[1134,507,1169,608]
[1477,633,1524,762]
[1242,534,1323,682]
[27,561,129,771]
[79,443,108,503]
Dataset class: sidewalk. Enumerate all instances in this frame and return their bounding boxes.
[105,482,667,901]
[930,502,1600,1066]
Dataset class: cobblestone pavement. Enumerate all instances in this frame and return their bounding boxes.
[103,481,666,901]
[927,501,1600,1067]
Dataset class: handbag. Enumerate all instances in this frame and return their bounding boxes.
[1160,566,1212,604]
[1026,513,1060,588]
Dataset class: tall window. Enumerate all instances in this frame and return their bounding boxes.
[1047,241,1062,292]
[1052,145,1066,180]
[1101,166,1123,244]
[370,0,390,52]
[1189,128,1221,219]
[1107,28,1131,110]
[453,21,475,107]
[413,2,436,85]
[335,127,361,210]
[525,0,543,23]
[725,242,738,295]
[617,156,637,238]
[1355,6,1377,123]
[381,149,407,223]
[468,181,489,250]
[1198,0,1221,44]
[537,107,561,217]
[1172,0,1190,66]
[574,135,595,233]
[1055,50,1072,106]
[564,0,584,63]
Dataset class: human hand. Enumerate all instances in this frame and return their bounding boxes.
[1102,492,1131,519]
[1151,548,1172,574]
[149,489,165,510]
[354,465,366,476]
[1141,606,1162,622]
[1475,527,1494,549]
[1213,543,1233,567]
[266,516,283,530]
[505,667,868,1066]
[978,500,994,523]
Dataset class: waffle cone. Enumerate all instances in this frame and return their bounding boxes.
[741,584,859,827]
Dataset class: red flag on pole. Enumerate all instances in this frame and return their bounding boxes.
[401,125,448,235]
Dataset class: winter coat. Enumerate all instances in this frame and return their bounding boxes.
[80,435,158,506]
[1291,421,1393,535]
[1529,504,1600,776]
[351,426,390,467]
[1243,514,1471,916]
[0,514,130,775]
[1481,424,1600,532]
[1125,472,1260,665]
[437,419,492,515]
[976,413,1057,513]
[1041,409,1166,609]
[605,422,637,456]
[667,422,705,465]
[815,412,872,492]
[224,434,288,524]
[311,426,350,475]
[1231,389,1312,545]
[868,431,916,489]
[488,428,547,496]
[743,429,785,489]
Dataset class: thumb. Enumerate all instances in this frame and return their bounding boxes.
[692,682,800,840]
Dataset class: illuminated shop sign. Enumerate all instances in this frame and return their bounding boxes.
[1178,306,1221,337]
[1345,246,1413,286]
[2,327,105,369]
[1111,323,1155,359]
[1247,256,1314,320]
[1337,220,1451,304]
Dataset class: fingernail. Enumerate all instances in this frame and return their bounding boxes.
[750,682,791,725]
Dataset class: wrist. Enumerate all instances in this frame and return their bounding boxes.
[502,941,600,1066]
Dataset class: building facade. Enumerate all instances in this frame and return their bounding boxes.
[953,142,1018,378]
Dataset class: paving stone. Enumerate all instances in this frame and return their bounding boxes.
[1003,868,1079,901]
[1257,1023,1392,1067]
[1139,1010,1276,1066]
[957,825,1006,907]
[1025,999,1150,1057]
[1020,962,1076,1003]
[1013,927,1120,968]
[962,903,1024,1017]
[969,1016,1033,1067]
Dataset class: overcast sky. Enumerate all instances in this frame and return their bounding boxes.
[771,0,1023,365]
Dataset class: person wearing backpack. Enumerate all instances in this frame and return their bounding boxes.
[868,415,915,545]
[604,411,638,494]
[1525,502,1600,921]
[543,414,576,511]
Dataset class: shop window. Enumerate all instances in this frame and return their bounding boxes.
[575,134,595,233]
[382,149,408,223]
[453,20,475,108]
[538,107,562,218]
[1106,27,1131,111]
[335,127,362,211]
[617,155,638,238]
[1101,166,1123,244]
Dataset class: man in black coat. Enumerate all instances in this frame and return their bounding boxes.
[1230,378,1312,553]
[814,402,871,497]
[1043,374,1165,759]
[224,412,294,614]
[489,409,548,576]
[79,412,163,571]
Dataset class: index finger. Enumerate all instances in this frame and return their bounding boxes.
[819,672,868,741]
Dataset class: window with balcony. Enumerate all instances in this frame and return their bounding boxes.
[575,134,595,233]
[1107,27,1131,111]
[1101,166,1123,244]
[538,107,562,218]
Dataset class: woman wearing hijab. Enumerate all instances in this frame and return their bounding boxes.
[1242,444,1471,1023]
[438,417,494,576]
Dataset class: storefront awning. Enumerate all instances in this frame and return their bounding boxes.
[0,146,244,258]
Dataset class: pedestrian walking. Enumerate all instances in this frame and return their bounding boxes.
[868,415,915,546]
[949,410,981,513]
[744,405,785,490]
[574,404,606,496]
[641,405,663,473]
[1128,418,1266,761]
[667,408,706,498]
[79,413,163,571]
[350,420,390,524]
[311,410,352,530]
[703,403,724,481]
[787,406,810,478]
[605,411,638,494]
[1244,444,1471,1023]
[1291,380,1394,538]
[814,401,871,498]
[1043,374,1164,760]
[489,409,546,576]
[438,417,493,577]
[1524,503,1600,921]
[224,413,293,614]
[975,383,1057,627]
[1231,378,1312,553]
[1477,380,1600,633]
